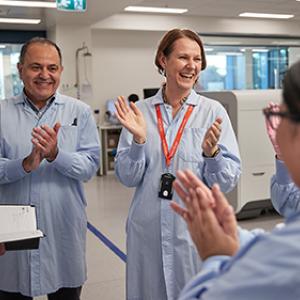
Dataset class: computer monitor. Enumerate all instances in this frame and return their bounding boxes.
[143,88,159,99]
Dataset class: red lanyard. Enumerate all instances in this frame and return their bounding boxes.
[155,104,194,167]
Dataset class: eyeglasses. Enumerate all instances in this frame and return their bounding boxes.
[263,107,300,123]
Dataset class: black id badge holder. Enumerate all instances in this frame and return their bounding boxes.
[158,173,176,200]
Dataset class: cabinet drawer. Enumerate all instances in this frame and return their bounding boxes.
[240,165,275,204]
[238,110,275,166]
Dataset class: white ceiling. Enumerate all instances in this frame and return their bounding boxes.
[141,0,300,19]
[0,0,300,30]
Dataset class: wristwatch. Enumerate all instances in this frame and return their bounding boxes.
[203,147,220,158]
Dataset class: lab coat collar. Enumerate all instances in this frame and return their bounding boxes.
[13,91,64,105]
[151,88,200,107]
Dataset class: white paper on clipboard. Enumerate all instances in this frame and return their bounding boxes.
[0,205,44,243]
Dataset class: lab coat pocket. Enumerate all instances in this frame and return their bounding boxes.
[178,128,206,162]
[58,125,78,151]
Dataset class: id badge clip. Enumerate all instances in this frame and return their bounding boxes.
[158,173,176,200]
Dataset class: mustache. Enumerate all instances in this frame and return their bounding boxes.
[34,78,54,84]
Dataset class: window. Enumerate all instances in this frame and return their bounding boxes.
[0,44,23,100]
[195,34,300,91]
[0,30,46,100]
[197,45,289,91]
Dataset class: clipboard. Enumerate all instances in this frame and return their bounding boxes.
[0,205,44,251]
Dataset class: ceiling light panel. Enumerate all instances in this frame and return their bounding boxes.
[124,6,187,14]
[0,17,41,24]
[239,12,294,19]
[0,1,56,8]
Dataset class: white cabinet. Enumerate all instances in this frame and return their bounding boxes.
[98,125,122,175]
[200,90,282,218]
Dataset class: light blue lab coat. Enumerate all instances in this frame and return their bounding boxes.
[271,159,300,218]
[179,213,300,300]
[115,88,241,300]
[0,93,100,297]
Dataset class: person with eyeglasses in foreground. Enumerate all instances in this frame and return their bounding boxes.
[264,103,300,218]
[171,60,300,300]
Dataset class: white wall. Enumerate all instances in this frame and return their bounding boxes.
[50,24,93,104]
[93,13,300,37]
[289,47,300,66]
[49,14,300,123]
[91,30,164,120]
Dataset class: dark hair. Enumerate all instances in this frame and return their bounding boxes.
[155,28,207,75]
[128,93,139,103]
[19,37,62,65]
[283,60,300,117]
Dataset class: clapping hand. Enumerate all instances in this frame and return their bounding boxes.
[265,102,282,160]
[202,117,222,157]
[22,146,44,172]
[115,96,146,144]
[31,122,61,161]
[23,122,61,172]
[171,170,239,260]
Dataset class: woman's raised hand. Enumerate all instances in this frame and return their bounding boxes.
[115,96,147,144]
[265,102,282,160]
[202,117,222,157]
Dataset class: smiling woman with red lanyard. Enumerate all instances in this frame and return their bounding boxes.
[114,28,241,300]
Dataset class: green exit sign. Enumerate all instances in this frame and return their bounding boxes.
[56,0,86,12]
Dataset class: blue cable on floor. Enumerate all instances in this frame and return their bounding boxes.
[87,221,127,263]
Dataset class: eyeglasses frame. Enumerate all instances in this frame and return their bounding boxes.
[263,107,300,123]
